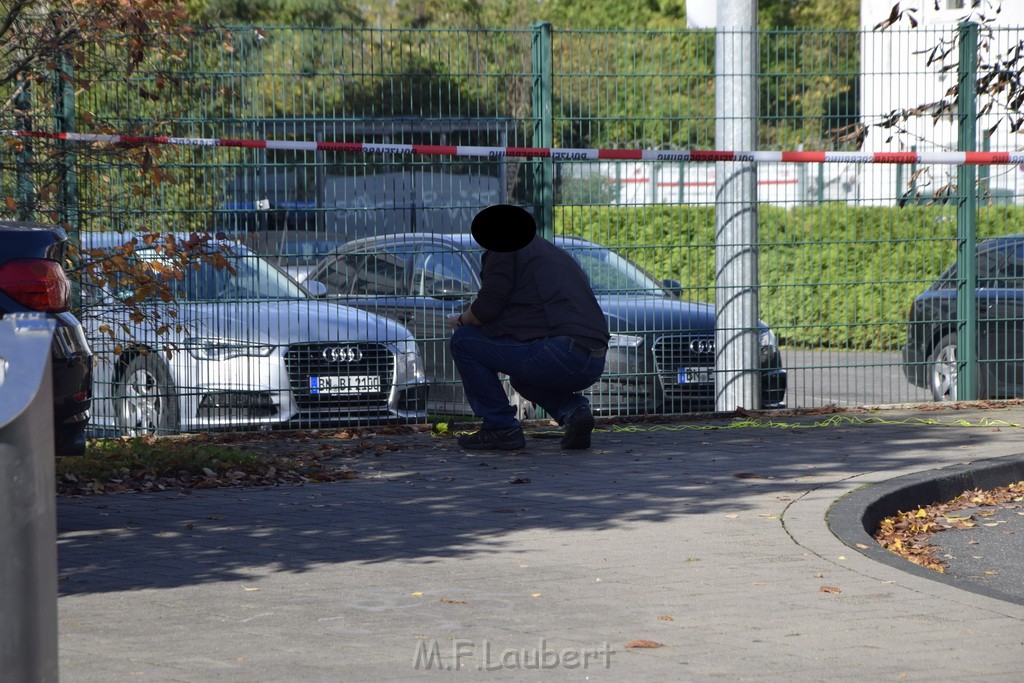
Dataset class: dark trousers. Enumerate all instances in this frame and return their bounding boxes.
[450,326,605,430]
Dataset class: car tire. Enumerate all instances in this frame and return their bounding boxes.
[928,332,994,402]
[928,333,959,401]
[115,353,181,435]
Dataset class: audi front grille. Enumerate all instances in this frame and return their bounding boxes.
[284,342,395,416]
[651,334,716,406]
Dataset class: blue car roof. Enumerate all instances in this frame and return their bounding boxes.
[338,231,599,251]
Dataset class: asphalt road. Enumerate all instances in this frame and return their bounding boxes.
[784,349,932,409]
[929,500,1024,603]
[830,447,1024,608]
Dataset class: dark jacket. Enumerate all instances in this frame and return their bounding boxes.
[470,236,609,347]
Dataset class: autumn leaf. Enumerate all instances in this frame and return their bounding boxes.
[625,640,663,649]
[874,481,1024,573]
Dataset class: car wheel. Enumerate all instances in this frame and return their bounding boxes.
[115,354,181,435]
[929,333,958,401]
[509,389,537,421]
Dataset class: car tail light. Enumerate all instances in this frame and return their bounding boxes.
[0,258,71,313]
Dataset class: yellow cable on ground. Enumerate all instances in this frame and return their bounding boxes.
[604,414,1024,433]
[442,411,1024,438]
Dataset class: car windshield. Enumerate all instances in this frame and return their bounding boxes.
[123,247,309,302]
[248,233,346,268]
[278,239,345,267]
[560,244,669,296]
[459,240,669,296]
[933,243,1024,291]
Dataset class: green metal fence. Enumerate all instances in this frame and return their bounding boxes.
[4,23,1024,436]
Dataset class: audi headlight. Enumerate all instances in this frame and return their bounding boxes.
[395,339,426,384]
[186,337,275,361]
[608,333,644,348]
[759,328,779,352]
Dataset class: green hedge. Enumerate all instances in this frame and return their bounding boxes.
[555,204,1024,351]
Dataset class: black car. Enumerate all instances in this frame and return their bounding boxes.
[903,233,1024,402]
[0,221,92,455]
[301,232,787,417]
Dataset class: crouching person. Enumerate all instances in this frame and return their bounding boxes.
[448,204,609,450]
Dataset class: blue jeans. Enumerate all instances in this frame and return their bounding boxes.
[450,326,605,430]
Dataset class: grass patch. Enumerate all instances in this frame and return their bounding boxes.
[62,437,259,480]
[56,434,358,495]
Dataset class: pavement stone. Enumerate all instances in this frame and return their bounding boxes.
[57,404,1024,682]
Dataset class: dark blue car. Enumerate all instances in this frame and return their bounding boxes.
[0,221,92,455]
[302,233,787,418]
[903,233,1024,402]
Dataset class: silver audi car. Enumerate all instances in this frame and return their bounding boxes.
[79,232,428,435]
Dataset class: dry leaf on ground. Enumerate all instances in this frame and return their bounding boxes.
[625,640,663,649]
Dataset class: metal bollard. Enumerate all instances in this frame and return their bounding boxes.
[0,314,59,683]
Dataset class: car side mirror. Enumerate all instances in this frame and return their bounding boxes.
[303,280,328,298]
[662,278,683,298]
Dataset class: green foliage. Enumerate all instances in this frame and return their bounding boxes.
[541,0,657,29]
[556,172,620,205]
[186,0,365,26]
[555,204,1024,351]
[759,0,861,30]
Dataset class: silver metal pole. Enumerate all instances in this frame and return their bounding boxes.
[715,0,761,411]
[0,314,59,683]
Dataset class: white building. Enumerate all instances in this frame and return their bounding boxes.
[860,0,1024,204]
[599,161,856,207]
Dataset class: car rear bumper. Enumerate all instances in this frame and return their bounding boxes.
[52,319,93,456]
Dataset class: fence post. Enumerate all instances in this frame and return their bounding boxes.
[0,314,60,683]
[52,25,80,307]
[530,21,554,239]
[956,21,979,401]
[714,0,761,411]
[15,73,33,221]
[52,14,79,234]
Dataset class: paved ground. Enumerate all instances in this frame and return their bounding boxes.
[56,404,1024,682]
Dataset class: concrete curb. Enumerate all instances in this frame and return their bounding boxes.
[828,453,1024,606]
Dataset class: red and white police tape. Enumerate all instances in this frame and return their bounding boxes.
[3,128,1023,165]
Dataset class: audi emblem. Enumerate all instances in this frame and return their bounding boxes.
[323,346,363,363]
[689,339,715,355]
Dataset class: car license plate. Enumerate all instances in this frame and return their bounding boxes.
[309,375,381,394]
[678,367,713,384]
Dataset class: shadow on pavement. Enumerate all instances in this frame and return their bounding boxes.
[57,411,1024,597]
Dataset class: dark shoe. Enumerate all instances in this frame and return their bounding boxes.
[458,427,526,450]
[561,405,595,449]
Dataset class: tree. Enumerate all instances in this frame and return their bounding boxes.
[1,1,195,219]
[866,1,1023,203]
[873,1,1024,138]
[184,0,364,27]
[759,0,861,30]
[0,0,241,348]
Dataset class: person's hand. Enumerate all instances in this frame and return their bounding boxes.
[447,313,463,331]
